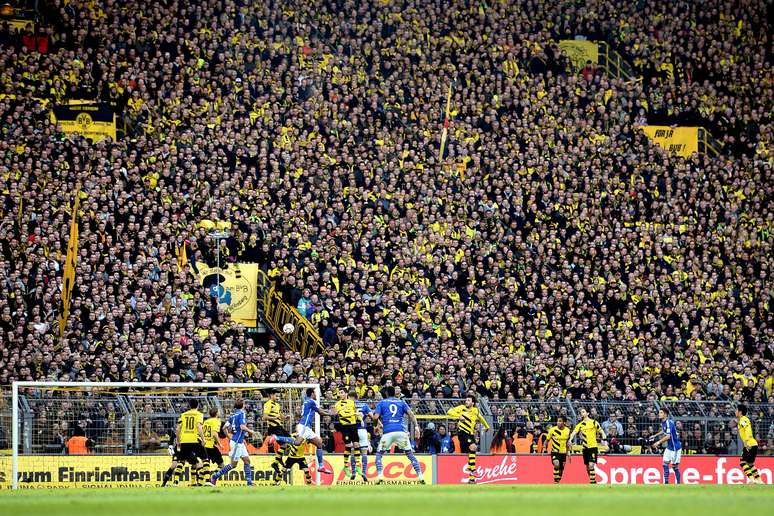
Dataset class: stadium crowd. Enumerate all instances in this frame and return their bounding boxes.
[0,0,773,450]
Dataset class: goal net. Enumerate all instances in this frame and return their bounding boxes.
[6,382,321,489]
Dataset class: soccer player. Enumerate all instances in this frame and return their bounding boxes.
[545,416,570,484]
[650,408,682,484]
[333,389,361,480]
[202,407,226,483]
[263,389,292,483]
[175,399,207,486]
[371,385,425,484]
[209,400,257,486]
[161,437,183,487]
[447,394,490,484]
[272,387,333,474]
[736,404,762,484]
[568,408,606,484]
[279,433,313,485]
[354,393,372,482]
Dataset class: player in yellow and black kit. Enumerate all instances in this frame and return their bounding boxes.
[202,407,226,482]
[334,389,361,479]
[545,416,570,484]
[447,394,491,484]
[736,404,762,484]
[278,433,313,485]
[568,408,606,484]
[264,390,291,483]
[175,399,207,486]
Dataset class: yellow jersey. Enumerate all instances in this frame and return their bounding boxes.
[202,417,222,448]
[177,409,204,444]
[447,405,490,434]
[738,416,758,447]
[546,425,570,453]
[572,418,604,449]
[263,399,283,427]
[284,434,307,460]
[335,399,357,426]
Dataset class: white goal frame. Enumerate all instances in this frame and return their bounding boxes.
[11,381,323,489]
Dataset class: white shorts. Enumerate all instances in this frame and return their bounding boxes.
[663,448,682,464]
[358,428,371,450]
[228,441,249,461]
[378,431,412,452]
[295,424,319,441]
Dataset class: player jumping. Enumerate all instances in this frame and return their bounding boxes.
[371,386,425,484]
[208,400,257,486]
[333,389,362,481]
[447,394,490,484]
[545,416,570,484]
[650,408,682,484]
[175,399,208,486]
[272,387,333,474]
[737,404,762,484]
[568,408,606,484]
[263,389,292,483]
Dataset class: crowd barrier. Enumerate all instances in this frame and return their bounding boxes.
[1,454,770,488]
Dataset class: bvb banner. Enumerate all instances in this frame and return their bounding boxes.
[198,263,260,327]
[558,40,599,71]
[640,126,699,157]
[50,103,117,142]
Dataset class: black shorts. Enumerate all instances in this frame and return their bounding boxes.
[340,424,359,445]
[458,431,476,452]
[178,442,206,465]
[267,425,290,438]
[551,452,567,465]
[284,457,308,470]
[741,445,758,464]
[582,447,598,465]
[206,446,223,465]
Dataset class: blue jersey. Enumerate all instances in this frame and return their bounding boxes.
[662,418,681,451]
[356,401,371,430]
[375,397,411,434]
[229,410,247,443]
[298,397,319,427]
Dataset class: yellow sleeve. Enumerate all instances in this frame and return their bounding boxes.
[478,411,491,430]
[447,405,466,418]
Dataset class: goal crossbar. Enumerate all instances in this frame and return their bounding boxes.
[11,381,323,489]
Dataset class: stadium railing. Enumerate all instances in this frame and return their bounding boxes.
[597,41,636,81]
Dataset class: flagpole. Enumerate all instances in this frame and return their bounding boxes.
[438,82,453,161]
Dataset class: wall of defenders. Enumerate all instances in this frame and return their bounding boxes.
[1,454,772,488]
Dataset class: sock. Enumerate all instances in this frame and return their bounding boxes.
[361,447,368,474]
[173,463,184,485]
[352,447,361,473]
[672,465,681,484]
[663,463,671,484]
[406,451,423,480]
[316,448,324,468]
[344,448,351,471]
[553,465,561,484]
[201,460,211,482]
[244,463,253,485]
[275,435,295,445]
[589,467,597,484]
[192,466,203,486]
[213,463,233,481]
[273,444,285,467]
[741,462,751,479]
[751,466,761,481]
[559,464,565,481]
[162,466,175,486]
[468,453,476,482]
[304,468,312,485]
[376,450,384,477]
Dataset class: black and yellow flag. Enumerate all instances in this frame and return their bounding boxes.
[58,191,80,342]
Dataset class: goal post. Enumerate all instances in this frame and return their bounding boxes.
[9,381,322,490]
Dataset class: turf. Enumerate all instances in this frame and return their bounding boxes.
[0,485,771,516]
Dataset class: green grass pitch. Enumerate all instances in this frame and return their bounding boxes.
[0,485,771,516]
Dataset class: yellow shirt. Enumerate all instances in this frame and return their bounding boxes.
[546,425,570,453]
[447,405,490,434]
[177,409,204,444]
[335,399,357,425]
[738,416,758,447]
[263,399,283,427]
[572,418,604,449]
[202,417,222,448]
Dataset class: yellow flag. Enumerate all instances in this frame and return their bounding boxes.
[177,241,188,270]
[58,190,80,343]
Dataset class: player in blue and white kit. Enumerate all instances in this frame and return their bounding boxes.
[651,408,682,484]
[272,387,333,474]
[371,386,425,484]
[208,400,257,486]
[352,394,372,482]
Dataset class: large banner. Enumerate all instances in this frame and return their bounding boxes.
[640,126,699,157]
[50,103,117,142]
[436,454,774,485]
[198,263,260,327]
[558,40,599,71]
[0,454,431,489]
[310,454,432,486]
